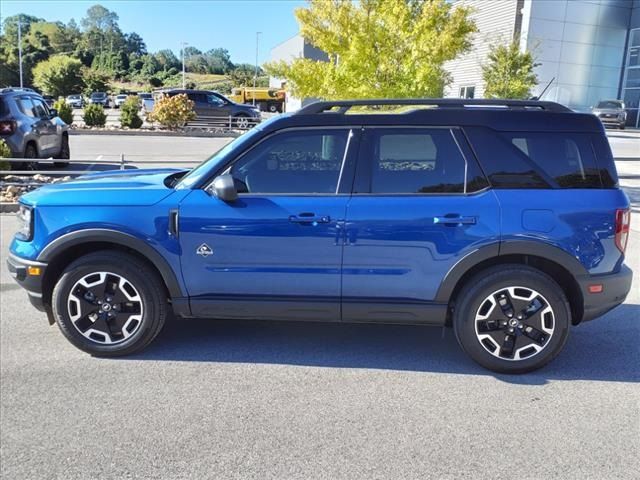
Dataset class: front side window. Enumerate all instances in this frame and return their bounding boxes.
[363,128,470,194]
[229,129,350,194]
[32,98,49,118]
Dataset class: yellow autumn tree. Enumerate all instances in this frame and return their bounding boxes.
[265,0,476,100]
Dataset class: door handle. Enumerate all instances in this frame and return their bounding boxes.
[433,215,477,225]
[289,213,331,225]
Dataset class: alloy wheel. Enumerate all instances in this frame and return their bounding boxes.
[67,272,144,345]
[474,286,555,361]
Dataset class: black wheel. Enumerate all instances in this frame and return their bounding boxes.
[233,114,250,129]
[453,265,570,374]
[54,134,70,167]
[17,143,38,171]
[52,251,168,356]
[619,124,625,130]
[268,103,278,113]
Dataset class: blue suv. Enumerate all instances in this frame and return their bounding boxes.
[7,99,632,373]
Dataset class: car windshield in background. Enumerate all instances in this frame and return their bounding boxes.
[596,101,623,109]
[92,93,106,99]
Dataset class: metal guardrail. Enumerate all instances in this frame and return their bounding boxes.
[1,156,201,187]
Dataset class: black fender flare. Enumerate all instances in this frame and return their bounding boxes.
[434,240,588,303]
[37,229,185,298]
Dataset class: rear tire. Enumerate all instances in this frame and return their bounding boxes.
[52,251,168,357]
[453,265,570,374]
[17,143,38,170]
[54,134,70,167]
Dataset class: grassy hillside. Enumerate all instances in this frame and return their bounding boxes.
[110,73,229,93]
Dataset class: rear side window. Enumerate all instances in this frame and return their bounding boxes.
[359,128,486,194]
[501,132,601,188]
[0,98,7,115]
[17,97,36,117]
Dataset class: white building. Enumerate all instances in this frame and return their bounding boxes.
[444,0,640,126]
[269,35,328,112]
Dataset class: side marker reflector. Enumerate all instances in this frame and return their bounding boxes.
[588,284,603,294]
[27,266,41,276]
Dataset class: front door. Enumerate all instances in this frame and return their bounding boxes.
[179,127,358,321]
[341,127,500,323]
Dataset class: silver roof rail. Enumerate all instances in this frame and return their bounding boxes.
[296,98,573,115]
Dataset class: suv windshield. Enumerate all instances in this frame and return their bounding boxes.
[596,101,622,109]
[91,93,106,99]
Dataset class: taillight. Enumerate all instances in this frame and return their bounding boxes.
[0,120,16,135]
[615,208,631,254]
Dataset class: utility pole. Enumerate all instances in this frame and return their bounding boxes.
[253,31,262,106]
[181,42,188,89]
[17,15,24,88]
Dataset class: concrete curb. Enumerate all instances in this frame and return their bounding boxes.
[69,129,240,138]
[0,203,19,213]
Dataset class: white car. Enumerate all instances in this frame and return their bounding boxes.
[114,94,128,108]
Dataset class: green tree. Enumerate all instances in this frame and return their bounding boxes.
[482,41,538,99]
[82,67,110,94]
[265,0,476,100]
[32,56,84,97]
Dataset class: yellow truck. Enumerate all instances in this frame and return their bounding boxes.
[229,87,285,113]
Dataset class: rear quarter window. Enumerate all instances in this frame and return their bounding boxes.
[501,132,601,188]
[464,127,602,189]
[0,97,7,116]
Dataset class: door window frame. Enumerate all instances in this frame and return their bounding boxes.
[204,126,361,196]
[352,126,488,197]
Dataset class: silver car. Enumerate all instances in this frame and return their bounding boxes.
[0,87,70,166]
[591,100,627,130]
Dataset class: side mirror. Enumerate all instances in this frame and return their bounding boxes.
[210,174,238,202]
[49,108,58,118]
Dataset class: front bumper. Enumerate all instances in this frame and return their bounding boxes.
[577,265,633,322]
[6,253,47,311]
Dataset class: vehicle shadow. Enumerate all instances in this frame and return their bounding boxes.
[129,303,640,384]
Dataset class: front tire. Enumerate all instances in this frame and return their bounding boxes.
[233,114,250,129]
[453,265,570,374]
[52,251,168,356]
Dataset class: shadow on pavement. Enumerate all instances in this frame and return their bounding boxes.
[128,303,639,384]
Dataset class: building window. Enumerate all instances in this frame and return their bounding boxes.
[459,86,475,99]
[622,28,640,128]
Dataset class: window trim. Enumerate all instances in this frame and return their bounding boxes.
[204,126,361,197]
[351,125,489,197]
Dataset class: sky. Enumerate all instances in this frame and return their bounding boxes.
[0,0,307,65]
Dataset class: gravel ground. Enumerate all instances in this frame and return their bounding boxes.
[0,132,638,480]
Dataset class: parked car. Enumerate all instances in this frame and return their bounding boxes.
[7,98,632,373]
[42,95,55,108]
[65,94,84,109]
[114,94,128,108]
[89,92,109,108]
[0,87,70,165]
[159,89,261,128]
[592,100,627,129]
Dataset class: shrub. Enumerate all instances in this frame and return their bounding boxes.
[83,103,107,127]
[0,139,11,171]
[53,99,74,125]
[149,93,196,129]
[120,96,143,128]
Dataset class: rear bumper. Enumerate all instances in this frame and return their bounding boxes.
[577,265,633,322]
[6,253,47,312]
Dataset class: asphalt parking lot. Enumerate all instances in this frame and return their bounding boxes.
[1,132,639,479]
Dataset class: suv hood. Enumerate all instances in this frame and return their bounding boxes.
[21,168,184,207]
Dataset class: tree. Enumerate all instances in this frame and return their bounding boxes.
[154,49,180,71]
[265,0,476,100]
[80,4,119,31]
[482,41,539,99]
[32,56,84,97]
[82,67,110,94]
[124,32,146,56]
[205,48,233,74]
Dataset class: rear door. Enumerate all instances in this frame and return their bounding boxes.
[341,127,500,323]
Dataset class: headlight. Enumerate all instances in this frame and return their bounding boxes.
[15,204,33,241]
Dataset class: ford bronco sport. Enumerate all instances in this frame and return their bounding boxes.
[7,99,632,373]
